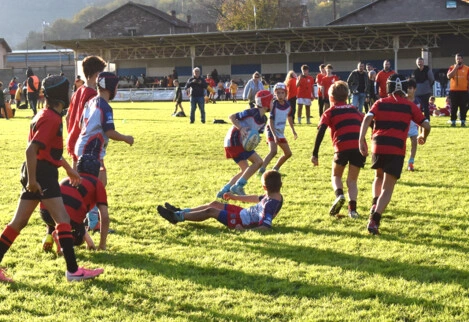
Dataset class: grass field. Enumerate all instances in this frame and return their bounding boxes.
[1,97,468,321]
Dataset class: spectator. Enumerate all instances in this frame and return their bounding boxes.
[185,67,208,124]
[8,77,18,105]
[26,67,40,116]
[316,64,327,116]
[321,64,340,113]
[73,75,85,92]
[428,96,438,116]
[447,53,469,127]
[412,57,435,120]
[243,72,264,109]
[434,96,451,117]
[0,82,7,120]
[364,66,377,113]
[15,82,23,108]
[375,60,396,99]
[205,74,216,104]
[216,80,225,101]
[211,68,219,84]
[347,62,369,113]
[284,70,297,123]
[296,64,315,124]
[229,80,238,103]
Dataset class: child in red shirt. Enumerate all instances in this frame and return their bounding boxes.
[0,75,104,283]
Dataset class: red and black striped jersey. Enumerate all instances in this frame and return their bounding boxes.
[29,108,64,167]
[59,174,107,223]
[369,95,426,156]
[319,102,363,152]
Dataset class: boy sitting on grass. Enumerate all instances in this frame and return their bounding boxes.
[157,170,283,230]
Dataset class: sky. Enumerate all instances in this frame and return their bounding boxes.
[3,0,91,48]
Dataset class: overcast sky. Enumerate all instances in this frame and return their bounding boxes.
[3,0,90,48]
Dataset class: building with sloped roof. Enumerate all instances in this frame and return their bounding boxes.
[45,0,469,87]
[85,1,193,38]
[0,38,12,69]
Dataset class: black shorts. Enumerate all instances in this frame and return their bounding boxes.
[334,149,366,168]
[20,160,62,200]
[39,208,86,246]
[371,154,405,179]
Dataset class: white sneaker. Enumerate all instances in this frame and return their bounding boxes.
[348,210,359,219]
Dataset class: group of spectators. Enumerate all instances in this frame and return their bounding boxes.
[233,55,467,127]
[0,68,50,119]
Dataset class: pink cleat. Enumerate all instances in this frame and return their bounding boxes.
[0,268,13,283]
[66,267,104,282]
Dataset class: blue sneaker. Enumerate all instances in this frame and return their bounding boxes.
[329,195,345,216]
[230,184,246,196]
[216,185,231,198]
[257,167,266,177]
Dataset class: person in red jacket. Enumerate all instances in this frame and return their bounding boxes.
[375,60,396,99]
[296,64,315,124]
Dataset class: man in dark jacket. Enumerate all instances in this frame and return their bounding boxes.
[185,67,208,124]
[412,57,435,120]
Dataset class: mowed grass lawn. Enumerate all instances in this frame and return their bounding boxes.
[0,97,468,321]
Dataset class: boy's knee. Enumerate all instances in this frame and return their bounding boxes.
[253,157,263,166]
[209,201,222,208]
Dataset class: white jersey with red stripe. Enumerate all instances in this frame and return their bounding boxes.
[267,99,292,139]
[75,96,115,160]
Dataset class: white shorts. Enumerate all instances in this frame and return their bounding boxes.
[407,121,418,137]
[297,98,312,106]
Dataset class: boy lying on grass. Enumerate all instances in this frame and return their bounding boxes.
[157,170,283,230]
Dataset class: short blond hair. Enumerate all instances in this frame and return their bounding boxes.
[329,81,349,102]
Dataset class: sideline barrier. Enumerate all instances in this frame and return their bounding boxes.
[114,87,244,102]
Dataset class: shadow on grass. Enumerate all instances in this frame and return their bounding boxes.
[398,179,469,190]
[8,278,246,322]
[159,222,469,289]
[90,251,447,317]
[233,233,469,289]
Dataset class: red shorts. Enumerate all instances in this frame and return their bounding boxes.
[224,146,255,163]
[217,204,244,228]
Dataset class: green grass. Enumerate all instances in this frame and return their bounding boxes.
[1,97,468,321]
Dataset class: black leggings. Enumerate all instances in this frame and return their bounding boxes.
[450,91,469,122]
